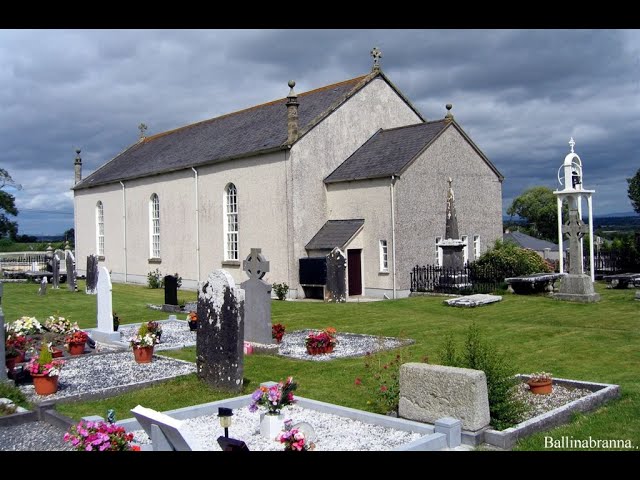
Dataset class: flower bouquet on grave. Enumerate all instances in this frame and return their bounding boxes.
[129,323,160,363]
[65,330,89,355]
[250,377,298,439]
[145,321,163,342]
[44,316,80,336]
[304,327,337,355]
[276,419,315,451]
[272,323,286,343]
[64,420,140,451]
[187,311,198,331]
[28,343,64,395]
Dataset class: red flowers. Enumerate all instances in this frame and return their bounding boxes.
[272,323,286,343]
[355,378,362,386]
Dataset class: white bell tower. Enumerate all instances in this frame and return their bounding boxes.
[553,137,596,281]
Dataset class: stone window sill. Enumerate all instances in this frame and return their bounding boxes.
[379,270,390,275]
[148,258,162,264]
[97,256,105,261]
[222,260,241,267]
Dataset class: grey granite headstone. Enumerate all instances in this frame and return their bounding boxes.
[52,254,60,289]
[0,283,7,383]
[164,275,178,306]
[325,247,346,303]
[240,248,273,345]
[196,269,245,392]
[66,251,77,292]
[90,266,119,342]
[86,254,99,294]
[38,276,47,296]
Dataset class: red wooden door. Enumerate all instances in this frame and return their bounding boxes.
[347,249,362,296]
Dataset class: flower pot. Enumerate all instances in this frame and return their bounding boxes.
[16,351,26,363]
[68,342,85,356]
[326,344,334,353]
[188,320,198,331]
[52,348,64,359]
[260,412,285,440]
[32,373,59,395]
[133,346,154,364]
[6,356,17,374]
[527,379,553,395]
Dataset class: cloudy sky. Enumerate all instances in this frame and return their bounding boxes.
[1,29,639,235]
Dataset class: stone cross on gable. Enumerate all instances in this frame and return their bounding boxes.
[562,208,589,275]
[370,47,382,71]
[138,123,148,140]
[242,248,270,280]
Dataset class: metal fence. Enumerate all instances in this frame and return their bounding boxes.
[586,250,640,278]
[410,262,519,294]
[0,251,49,273]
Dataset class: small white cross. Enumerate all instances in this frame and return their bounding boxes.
[569,137,575,153]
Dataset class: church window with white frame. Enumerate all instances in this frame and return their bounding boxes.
[435,236,443,267]
[473,235,481,260]
[96,201,104,256]
[461,235,468,265]
[149,194,160,258]
[224,183,238,261]
[379,240,388,272]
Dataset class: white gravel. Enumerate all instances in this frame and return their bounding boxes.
[278,330,414,361]
[118,320,196,351]
[516,382,593,420]
[131,404,423,451]
[18,351,196,402]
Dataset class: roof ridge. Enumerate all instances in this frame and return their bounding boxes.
[141,74,369,144]
[379,119,447,134]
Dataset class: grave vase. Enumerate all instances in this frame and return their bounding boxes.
[527,379,553,395]
[133,346,154,364]
[68,342,85,356]
[32,373,59,395]
[259,412,285,440]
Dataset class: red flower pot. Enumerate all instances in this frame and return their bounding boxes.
[527,379,552,395]
[52,348,64,359]
[32,373,59,395]
[133,346,154,364]
[16,351,26,363]
[68,342,85,356]
[6,356,17,374]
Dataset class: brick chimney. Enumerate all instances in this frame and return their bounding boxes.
[286,80,299,145]
[74,149,82,184]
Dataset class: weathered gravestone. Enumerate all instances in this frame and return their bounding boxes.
[66,251,77,292]
[196,269,245,392]
[240,248,273,345]
[164,275,178,306]
[86,254,99,295]
[52,254,60,289]
[325,247,346,303]
[38,276,47,296]
[0,283,8,383]
[90,266,119,342]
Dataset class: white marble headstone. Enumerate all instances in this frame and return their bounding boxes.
[96,266,113,333]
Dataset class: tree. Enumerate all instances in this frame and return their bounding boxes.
[628,168,640,215]
[507,186,560,242]
[63,227,75,245]
[0,168,21,240]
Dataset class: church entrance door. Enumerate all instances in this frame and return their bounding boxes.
[347,249,362,296]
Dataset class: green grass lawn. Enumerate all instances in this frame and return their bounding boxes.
[2,280,639,450]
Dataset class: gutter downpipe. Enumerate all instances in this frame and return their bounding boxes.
[119,181,127,282]
[192,167,200,283]
[391,175,397,299]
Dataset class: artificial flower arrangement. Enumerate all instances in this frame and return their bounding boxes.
[27,343,64,377]
[272,323,286,343]
[129,323,160,349]
[66,330,89,345]
[305,327,337,353]
[276,419,314,451]
[145,321,163,341]
[187,311,198,331]
[249,376,298,415]
[528,371,553,383]
[9,316,43,337]
[4,331,27,359]
[44,315,79,335]
[64,420,140,451]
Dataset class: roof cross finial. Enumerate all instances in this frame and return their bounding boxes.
[138,123,148,141]
[569,137,575,153]
[370,47,382,72]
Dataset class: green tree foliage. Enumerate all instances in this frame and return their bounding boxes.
[507,186,560,242]
[63,227,75,246]
[0,168,20,239]
[627,168,640,215]
[473,240,553,283]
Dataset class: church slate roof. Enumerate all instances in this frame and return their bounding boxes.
[305,219,365,250]
[74,74,377,190]
[503,230,562,251]
[324,120,449,184]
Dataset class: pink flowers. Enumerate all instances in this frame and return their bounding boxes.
[64,420,138,451]
[276,428,308,451]
[249,377,298,414]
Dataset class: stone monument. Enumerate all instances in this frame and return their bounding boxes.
[196,269,245,392]
[90,266,120,342]
[52,253,60,289]
[240,248,274,345]
[437,178,469,289]
[86,254,99,294]
[325,247,347,302]
[553,138,599,302]
[38,276,47,296]
[164,275,178,306]
[66,250,77,292]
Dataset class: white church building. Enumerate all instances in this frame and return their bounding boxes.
[73,52,504,298]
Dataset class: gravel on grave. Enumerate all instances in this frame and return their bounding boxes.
[131,404,423,451]
[515,383,593,421]
[18,351,196,402]
[118,320,196,351]
[116,321,413,361]
[278,330,414,361]
[0,421,73,451]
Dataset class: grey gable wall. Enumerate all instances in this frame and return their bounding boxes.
[287,77,423,294]
[395,125,503,289]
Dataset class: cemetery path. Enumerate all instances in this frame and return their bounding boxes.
[0,421,73,451]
